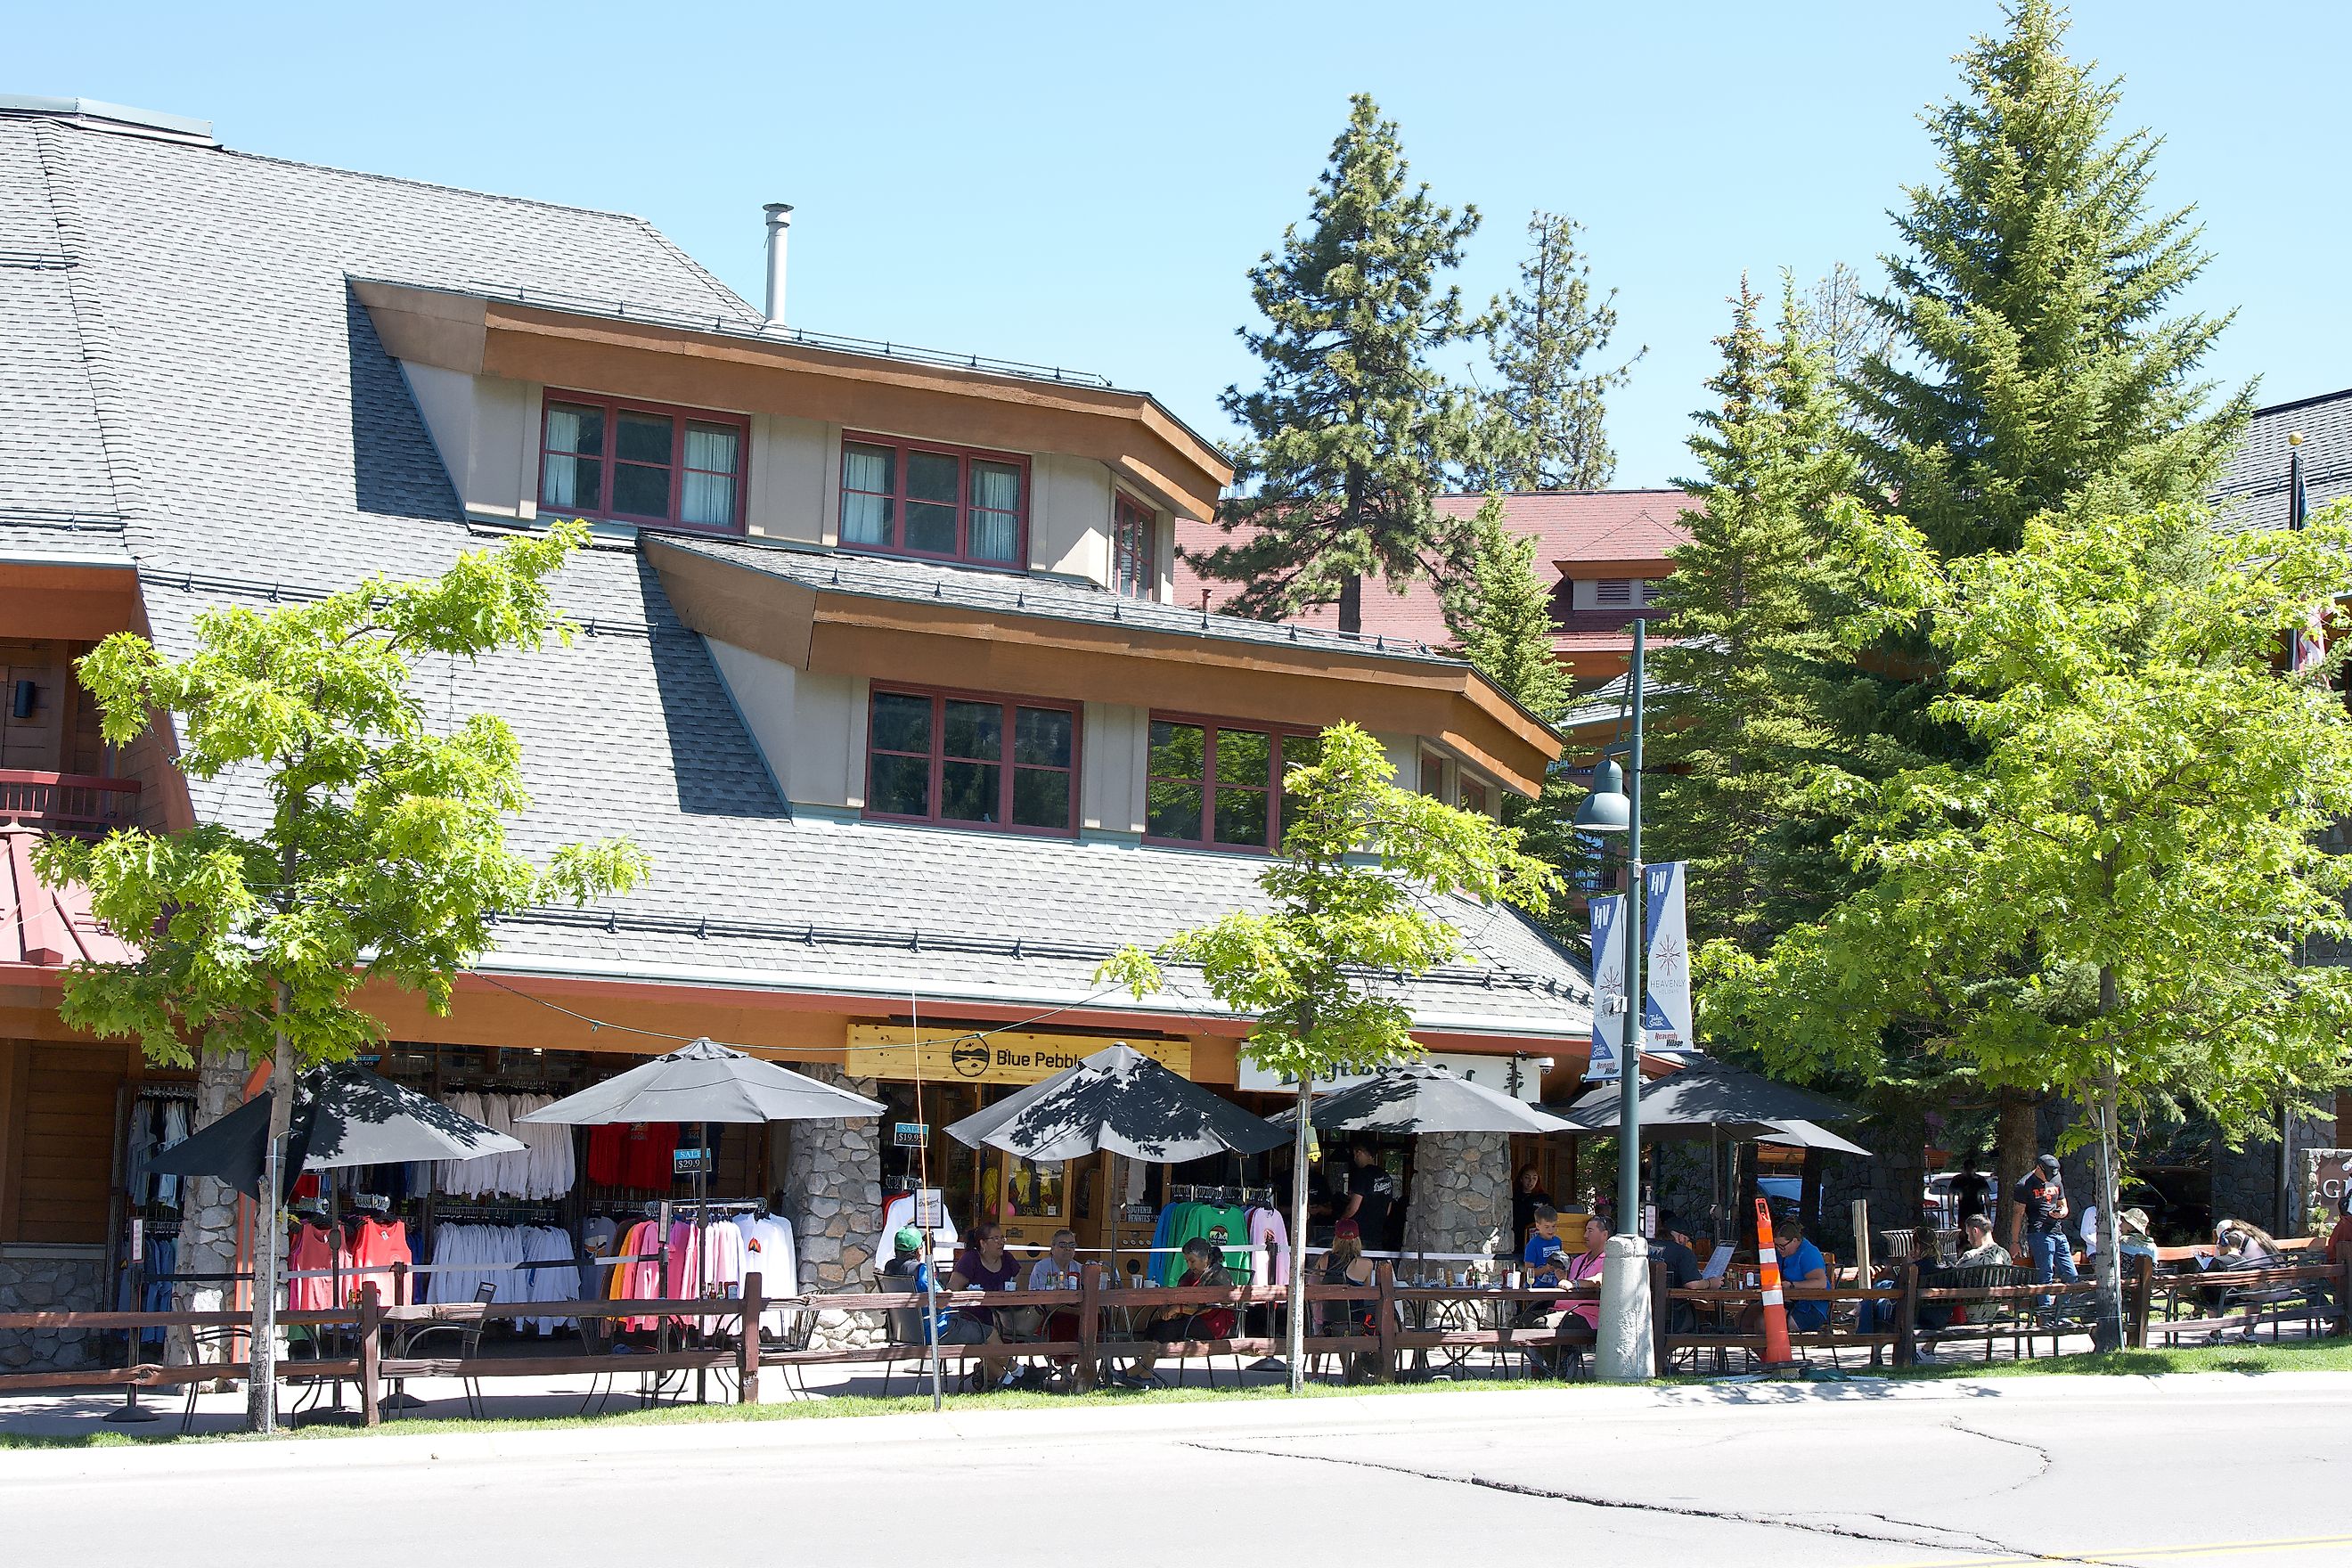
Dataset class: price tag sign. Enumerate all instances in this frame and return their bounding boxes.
[894,1122,929,1147]
[914,1188,944,1228]
[673,1147,710,1175]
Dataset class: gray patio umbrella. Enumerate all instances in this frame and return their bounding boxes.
[518,1036,886,1127]
[1557,1055,1861,1136]
[148,1060,523,1198]
[1272,1062,1573,1136]
[946,1042,1286,1359]
[521,1038,884,1399]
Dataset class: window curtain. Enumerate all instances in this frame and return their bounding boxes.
[542,407,588,509]
[968,462,1021,562]
[840,445,893,545]
[681,426,739,527]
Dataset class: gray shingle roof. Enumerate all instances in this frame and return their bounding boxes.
[2210,387,2352,535]
[0,111,1591,1041]
[656,532,1450,664]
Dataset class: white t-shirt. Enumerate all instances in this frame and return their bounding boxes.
[1028,1256,1082,1291]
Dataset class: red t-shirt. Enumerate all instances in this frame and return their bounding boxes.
[2327,1214,2352,1267]
[1178,1268,1237,1340]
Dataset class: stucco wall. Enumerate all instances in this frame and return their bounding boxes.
[1030,453,1113,581]
[746,413,832,544]
[402,363,533,521]
[706,640,866,811]
[1081,700,1147,837]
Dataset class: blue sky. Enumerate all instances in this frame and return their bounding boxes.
[18,2,2348,487]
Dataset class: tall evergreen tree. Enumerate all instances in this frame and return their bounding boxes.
[1189,94,1489,634]
[1646,281,1858,952]
[1441,494,1572,727]
[1471,212,1642,493]
[1850,0,2251,559]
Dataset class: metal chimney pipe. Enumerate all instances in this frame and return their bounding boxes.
[763,202,794,324]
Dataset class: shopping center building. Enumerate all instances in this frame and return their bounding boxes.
[0,97,1594,1366]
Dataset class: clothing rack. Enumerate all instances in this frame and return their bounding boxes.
[1167,1184,1275,1207]
[429,1203,563,1224]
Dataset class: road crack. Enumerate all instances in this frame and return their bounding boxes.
[1180,1439,2127,1564]
[1946,1417,2058,1496]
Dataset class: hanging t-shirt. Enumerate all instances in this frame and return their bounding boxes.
[587,1123,682,1190]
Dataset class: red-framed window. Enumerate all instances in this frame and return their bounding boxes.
[865,688,1077,835]
[1113,493,1156,599]
[1419,751,1449,802]
[1146,718,1322,853]
[538,391,747,534]
[838,432,1028,567]
[1458,772,1491,818]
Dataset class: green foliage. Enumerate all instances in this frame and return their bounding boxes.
[1188,94,1491,633]
[33,520,650,1071]
[1646,280,1861,950]
[1708,503,2352,1141]
[1098,723,1556,1086]
[1850,0,2250,559]
[1471,212,1641,493]
[1441,494,1572,727]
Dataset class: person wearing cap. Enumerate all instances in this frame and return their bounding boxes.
[2012,1154,2078,1310]
[881,1225,927,1281]
[2115,1207,2159,1268]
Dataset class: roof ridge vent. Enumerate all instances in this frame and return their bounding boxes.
[0,94,216,146]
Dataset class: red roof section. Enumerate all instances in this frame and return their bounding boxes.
[1172,489,1698,648]
[0,824,135,971]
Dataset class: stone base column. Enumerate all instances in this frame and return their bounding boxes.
[778,1065,884,1353]
[1399,1130,1511,1280]
[170,1046,247,1370]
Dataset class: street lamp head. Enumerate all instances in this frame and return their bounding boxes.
[1574,758,1631,834]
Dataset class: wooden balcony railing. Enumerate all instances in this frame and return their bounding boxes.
[0,771,142,834]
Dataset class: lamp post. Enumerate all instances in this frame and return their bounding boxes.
[1575,617,1651,1380]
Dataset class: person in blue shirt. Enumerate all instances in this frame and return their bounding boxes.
[1740,1208,1832,1335]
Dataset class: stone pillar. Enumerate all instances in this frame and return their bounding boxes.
[0,1248,104,1369]
[777,1064,883,1353]
[1399,1131,1511,1278]
[169,1046,247,1368]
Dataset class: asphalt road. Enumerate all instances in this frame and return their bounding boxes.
[5,1376,2345,1566]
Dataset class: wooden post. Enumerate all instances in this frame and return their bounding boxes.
[2128,1254,2153,1350]
[1893,1262,1919,1368]
[1374,1262,1398,1384]
[738,1271,762,1406]
[1076,1264,1101,1391]
[1649,1258,1671,1371]
[391,1260,409,1308]
[357,1283,380,1429]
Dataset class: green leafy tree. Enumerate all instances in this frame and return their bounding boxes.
[1471,212,1643,493]
[1850,0,2251,559]
[1099,723,1556,1389]
[1646,279,1861,951]
[1441,494,1572,727]
[1708,505,2352,1344]
[36,520,649,1426]
[1189,94,1490,634]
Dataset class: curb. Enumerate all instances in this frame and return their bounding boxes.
[4,1368,2345,1482]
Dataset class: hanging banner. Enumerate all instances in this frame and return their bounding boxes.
[1237,1050,1552,1102]
[1642,861,1694,1049]
[1587,894,1626,1081]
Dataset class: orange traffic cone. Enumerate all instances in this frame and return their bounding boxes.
[1752,1196,1794,1368]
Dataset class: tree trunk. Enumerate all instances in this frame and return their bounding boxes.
[1286,1074,1312,1394]
[1996,1087,2039,1250]
[2091,966,2124,1352]
[1338,575,1363,636]
[247,1004,291,1433]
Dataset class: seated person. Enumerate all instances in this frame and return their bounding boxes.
[2114,1207,2160,1270]
[1116,1237,1236,1388]
[1862,1223,1944,1334]
[1517,1206,1605,1376]
[1740,1210,1829,1335]
[943,1221,1018,1387]
[1319,1220,1380,1384]
[2201,1218,2283,1311]
[1647,1208,1707,1333]
[881,1225,927,1281]
[1028,1228,1089,1365]
[1952,1213,2013,1268]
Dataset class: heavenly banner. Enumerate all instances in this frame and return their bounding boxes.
[1641,862,1693,1050]
[1587,893,1626,1081]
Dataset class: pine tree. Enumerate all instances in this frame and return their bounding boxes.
[1189,94,1490,633]
[1441,494,1572,726]
[1472,213,1643,493]
[1645,280,1857,951]
[1851,0,2250,559]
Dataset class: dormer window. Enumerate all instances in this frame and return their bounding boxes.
[839,433,1027,567]
[1113,493,1156,599]
[539,392,746,533]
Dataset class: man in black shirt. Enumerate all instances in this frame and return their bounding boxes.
[1342,1144,1398,1251]
[1646,1208,1707,1332]
[2011,1153,2077,1311]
